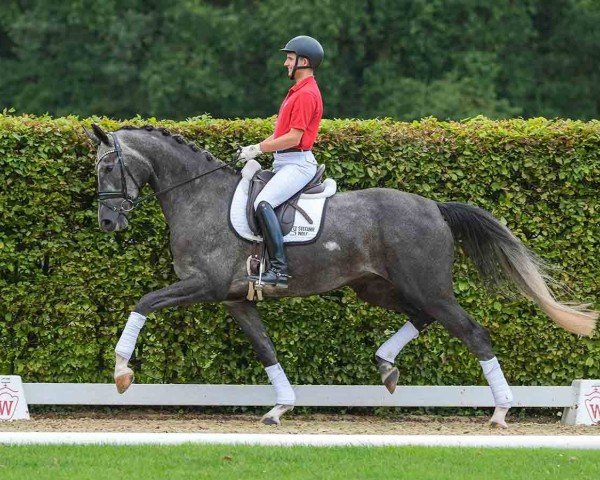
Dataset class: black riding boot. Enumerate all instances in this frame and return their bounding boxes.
[248,201,289,288]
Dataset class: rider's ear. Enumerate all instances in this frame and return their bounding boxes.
[91,123,110,145]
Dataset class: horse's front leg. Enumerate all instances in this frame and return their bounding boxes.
[223,299,295,426]
[114,276,218,394]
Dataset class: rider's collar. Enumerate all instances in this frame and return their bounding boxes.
[289,75,315,93]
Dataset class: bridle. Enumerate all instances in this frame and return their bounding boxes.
[97,132,228,214]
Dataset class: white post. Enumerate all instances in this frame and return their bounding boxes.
[0,376,30,421]
[562,379,600,425]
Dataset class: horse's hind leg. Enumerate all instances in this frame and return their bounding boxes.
[427,298,513,428]
[223,299,294,426]
[351,278,435,393]
[375,310,436,393]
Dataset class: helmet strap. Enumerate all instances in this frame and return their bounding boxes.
[289,56,299,80]
[289,56,311,80]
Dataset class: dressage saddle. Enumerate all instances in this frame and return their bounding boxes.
[246,164,326,236]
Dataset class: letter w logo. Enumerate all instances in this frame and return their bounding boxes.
[0,400,15,417]
[589,403,600,421]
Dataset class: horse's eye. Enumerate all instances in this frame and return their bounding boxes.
[105,165,114,173]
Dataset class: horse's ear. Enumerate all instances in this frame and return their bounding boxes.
[83,126,100,146]
[91,123,110,145]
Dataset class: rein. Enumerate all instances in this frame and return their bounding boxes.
[97,133,228,213]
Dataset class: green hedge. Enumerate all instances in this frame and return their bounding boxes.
[0,112,598,387]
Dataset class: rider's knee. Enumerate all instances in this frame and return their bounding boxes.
[255,200,274,212]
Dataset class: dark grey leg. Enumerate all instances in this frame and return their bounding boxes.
[115,275,222,394]
[373,311,436,394]
[426,299,511,427]
[135,275,221,316]
[223,299,294,426]
[223,299,278,366]
[426,300,494,361]
[350,277,436,393]
[409,311,436,332]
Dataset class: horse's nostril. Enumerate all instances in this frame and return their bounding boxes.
[101,219,114,229]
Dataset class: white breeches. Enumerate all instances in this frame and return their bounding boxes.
[254,151,318,209]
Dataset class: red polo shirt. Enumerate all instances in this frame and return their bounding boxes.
[274,76,323,150]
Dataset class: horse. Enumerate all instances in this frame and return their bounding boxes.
[86,123,597,427]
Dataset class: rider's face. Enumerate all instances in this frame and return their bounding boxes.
[284,53,309,78]
[284,53,296,77]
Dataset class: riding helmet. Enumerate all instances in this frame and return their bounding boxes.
[280,36,324,70]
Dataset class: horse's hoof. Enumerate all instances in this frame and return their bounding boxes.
[376,357,398,394]
[261,415,281,426]
[382,367,399,394]
[261,404,294,426]
[114,369,134,394]
[489,419,508,429]
[489,406,510,429]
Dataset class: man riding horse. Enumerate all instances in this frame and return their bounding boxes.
[87,35,597,428]
[238,35,324,288]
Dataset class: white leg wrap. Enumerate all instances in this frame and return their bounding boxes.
[375,321,419,363]
[265,363,296,405]
[480,357,514,408]
[115,312,146,362]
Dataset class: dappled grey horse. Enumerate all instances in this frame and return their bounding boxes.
[86,124,597,428]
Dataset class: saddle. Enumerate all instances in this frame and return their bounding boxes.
[246,164,327,236]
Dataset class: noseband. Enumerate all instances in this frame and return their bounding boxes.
[97,132,227,214]
[96,133,141,213]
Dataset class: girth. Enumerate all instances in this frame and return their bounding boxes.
[246,164,326,236]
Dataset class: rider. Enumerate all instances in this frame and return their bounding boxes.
[238,35,324,288]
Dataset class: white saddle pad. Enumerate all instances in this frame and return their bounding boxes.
[229,160,337,244]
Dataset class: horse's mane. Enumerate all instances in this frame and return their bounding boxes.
[116,125,238,174]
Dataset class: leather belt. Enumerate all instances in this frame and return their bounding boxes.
[276,148,307,154]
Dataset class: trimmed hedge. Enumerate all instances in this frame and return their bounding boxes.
[0,112,598,388]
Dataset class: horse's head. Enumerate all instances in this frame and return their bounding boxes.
[85,124,153,232]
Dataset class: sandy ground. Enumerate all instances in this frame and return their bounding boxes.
[1,410,599,435]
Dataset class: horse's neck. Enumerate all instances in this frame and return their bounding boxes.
[149,150,238,231]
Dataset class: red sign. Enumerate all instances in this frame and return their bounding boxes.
[584,386,600,425]
[0,385,20,420]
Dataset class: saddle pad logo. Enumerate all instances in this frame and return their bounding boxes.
[0,385,19,420]
[584,386,600,424]
[290,225,316,237]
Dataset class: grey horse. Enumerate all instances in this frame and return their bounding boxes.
[86,123,597,427]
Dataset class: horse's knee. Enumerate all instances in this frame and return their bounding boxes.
[134,294,154,316]
[474,323,491,345]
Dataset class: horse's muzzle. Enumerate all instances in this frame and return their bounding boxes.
[98,205,129,232]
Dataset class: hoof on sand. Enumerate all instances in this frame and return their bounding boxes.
[489,418,508,429]
[261,404,294,426]
[489,406,510,429]
[261,415,281,426]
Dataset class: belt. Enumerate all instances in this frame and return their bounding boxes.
[275,148,308,154]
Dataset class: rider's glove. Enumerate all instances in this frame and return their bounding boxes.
[238,144,262,162]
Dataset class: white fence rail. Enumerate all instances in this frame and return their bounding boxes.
[24,383,574,408]
[7,380,598,424]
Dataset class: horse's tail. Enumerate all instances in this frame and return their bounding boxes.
[437,201,597,336]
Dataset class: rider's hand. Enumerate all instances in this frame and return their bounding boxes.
[238,144,262,163]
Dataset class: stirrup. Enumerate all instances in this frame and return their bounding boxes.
[248,270,290,288]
